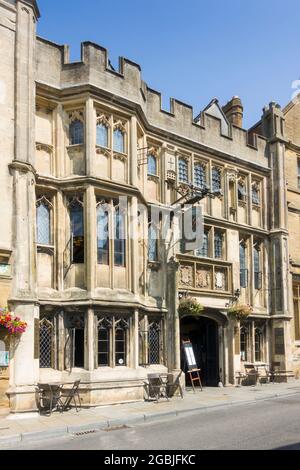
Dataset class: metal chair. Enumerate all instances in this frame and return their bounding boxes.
[147,374,169,402]
[58,380,82,412]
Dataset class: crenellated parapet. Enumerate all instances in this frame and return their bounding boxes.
[36,37,268,167]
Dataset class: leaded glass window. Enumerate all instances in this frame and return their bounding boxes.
[96,123,108,148]
[39,317,54,369]
[240,326,248,361]
[114,204,126,267]
[196,230,209,257]
[254,244,262,290]
[70,199,84,264]
[97,318,112,367]
[178,158,188,183]
[238,181,247,201]
[115,319,129,366]
[36,200,51,245]
[113,128,125,153]
[252,183,260,205]
[148,222,158,262]
[214,231,223,259]
[148,322,161,364]
[240,242,248,288]
[212,167,222,192]
[148,154,157,176]
[194,163,206,189]
[255,328,262,362]
[69,119,84,145]
[97,202,109,265]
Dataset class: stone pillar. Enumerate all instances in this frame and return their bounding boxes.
[6,1,40,412]
[133,309,139,369]
[130,197,139,294]
[85,186,96,294]
[86,98,95,177]
[130,116,138,187]
[166,258,180,372]
[86,308,94,371]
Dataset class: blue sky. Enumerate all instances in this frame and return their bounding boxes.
[37,0,300,128]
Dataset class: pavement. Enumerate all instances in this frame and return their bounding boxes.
[0,381,300,449]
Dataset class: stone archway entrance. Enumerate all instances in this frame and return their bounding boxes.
[180,315,220,386]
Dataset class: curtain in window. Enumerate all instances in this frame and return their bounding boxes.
[255,328,262,362]
[113,129,125,153]
[148,155,157,175]
[96,123,108,148]
[69,119,84,145]
[240,327,248,361]
[97,204,109,265]
[70,200,84,264]
[178,158,188,183]
[37,202,51,245]
[194,163,206,189]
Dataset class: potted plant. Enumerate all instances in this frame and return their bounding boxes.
[0,307,27,335]
[178,296,204,318]
[227,303,253,321]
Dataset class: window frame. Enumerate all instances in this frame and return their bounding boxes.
[69,118,84,146]
[36,196,53,247]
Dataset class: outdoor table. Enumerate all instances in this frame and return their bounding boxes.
[37,382,63,415]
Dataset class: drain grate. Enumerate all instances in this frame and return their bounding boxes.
[74,429,98,436]
[104,425,130,432]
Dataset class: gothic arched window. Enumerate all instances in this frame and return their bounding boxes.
[113,128,125,153]
[69,198,84,264]
[36,197,52,245]
[69,119,84,145]
[194,163,206,189]
[39,316,54,369]
[212,167,222,192]
[148,321,161,364]
[214,230,223,259]
[115,319,129,366]
[96,122,109,148]
[148,154,157,176]
[97,318,112,367]
[178,158,188,183]
[97,201,110,265]
[240,325,248,361]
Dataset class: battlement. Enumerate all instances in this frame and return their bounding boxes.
[36,37,268,167]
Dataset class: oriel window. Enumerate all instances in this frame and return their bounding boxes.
[178,158,189,183]
[97,318,112,367]
[240,326,248,361]
[115,319,129,366]
[148,154,157,176]
[212,167,222,193]
[97,200,110,265]
[114,203,126,267]
[194,163,206,189]
[252,182,260,205]
[254,244,262,290]
[69,198,84,264]
[96,123,109,148]
[69,119,84,145]
[36,197,52,246]
[196,230,209,258]
[240,241,248,288]
[113,128,125,153]
[214,230,223,259]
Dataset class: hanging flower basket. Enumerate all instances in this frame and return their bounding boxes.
[178,297,204,318]
[0,308,27,335]
[227,303,253,321]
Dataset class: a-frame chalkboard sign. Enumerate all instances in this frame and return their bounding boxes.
[182,340,203,392]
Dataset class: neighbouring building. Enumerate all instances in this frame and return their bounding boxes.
[0,0,298,413]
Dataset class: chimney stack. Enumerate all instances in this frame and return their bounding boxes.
[222,96,243,128]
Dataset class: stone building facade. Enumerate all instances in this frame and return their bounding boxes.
[0,0,298,413]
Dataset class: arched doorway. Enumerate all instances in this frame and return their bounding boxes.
[180,315,219,386]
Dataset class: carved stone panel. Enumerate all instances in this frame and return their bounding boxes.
[195,266,212,289]
[179,265,194,287]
